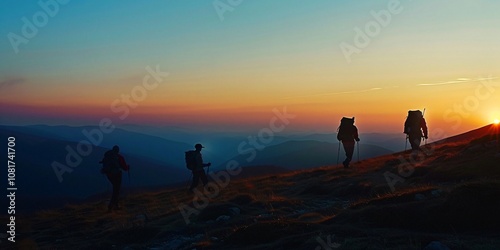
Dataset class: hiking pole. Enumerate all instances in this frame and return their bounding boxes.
[336,141,341,165]
[422,108,427,146]
[357,141,360,163]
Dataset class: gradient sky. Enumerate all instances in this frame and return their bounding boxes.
[1,0,499,136]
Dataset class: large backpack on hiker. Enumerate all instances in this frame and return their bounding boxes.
[185,150,197,170]
[404,110,423,134]
[100,150,119,174]
[337,117,355,141]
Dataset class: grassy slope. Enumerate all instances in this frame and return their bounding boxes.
[5,125,500,250]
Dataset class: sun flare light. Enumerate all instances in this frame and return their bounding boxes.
[494,119,500,125]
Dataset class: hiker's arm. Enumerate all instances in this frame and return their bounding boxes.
[354,127,360,141]
[118,155,129,171]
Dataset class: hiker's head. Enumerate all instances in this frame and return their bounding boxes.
[195,143,204,151]
[112,145,120,153]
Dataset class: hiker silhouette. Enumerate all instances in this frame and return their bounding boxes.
[337,117,360,168]
[186,143,211,192]
[100,145,129,212]
[404,110,428,152]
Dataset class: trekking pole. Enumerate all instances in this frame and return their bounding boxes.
[357,141,360,162]
[99,165,110,205]
[206,164,211,186]
[422,108,427,146]
[336,141,341,165]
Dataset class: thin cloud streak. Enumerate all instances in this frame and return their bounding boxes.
[0,77,25,88]
[418,76,497,86]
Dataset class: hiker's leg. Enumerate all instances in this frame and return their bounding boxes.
[109,173,121,209]
[343,142,354,162]
[114,173,122,208]
[189,171,200,191]
[106,174,113,210]
[342,142,354,168]
[106,173,118,210]
[200,170,208,187]
[409,134,421,150]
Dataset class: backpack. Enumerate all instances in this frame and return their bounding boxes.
[185,150,197,170]
[404,110,423,134]
[337,117,355,141]
[100,150,119,174]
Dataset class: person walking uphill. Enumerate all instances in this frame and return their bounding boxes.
[100,145,129,212]
[404,110,428,152]
[186,144,211,192]
[337,117,360,168]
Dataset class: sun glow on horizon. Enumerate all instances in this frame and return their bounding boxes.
[494,119,500,125]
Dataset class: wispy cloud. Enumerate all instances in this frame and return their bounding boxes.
[418,76,497,86]
[0,77,25,89]
[475,76,498,82]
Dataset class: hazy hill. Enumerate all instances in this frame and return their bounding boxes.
[217,140,392,171]
[118,124,405,161]
[291,132,404,152]
[1,124,208,167]
[5,124,290,168]
[0,126,188,212]
[118,124,294,161]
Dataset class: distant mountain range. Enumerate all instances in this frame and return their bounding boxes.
[0,125,188,212]
[118,124,405,158]
[0,124,402,212]
[216,140,393,171]
[11,124,194,167]
[287,132,406,152]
